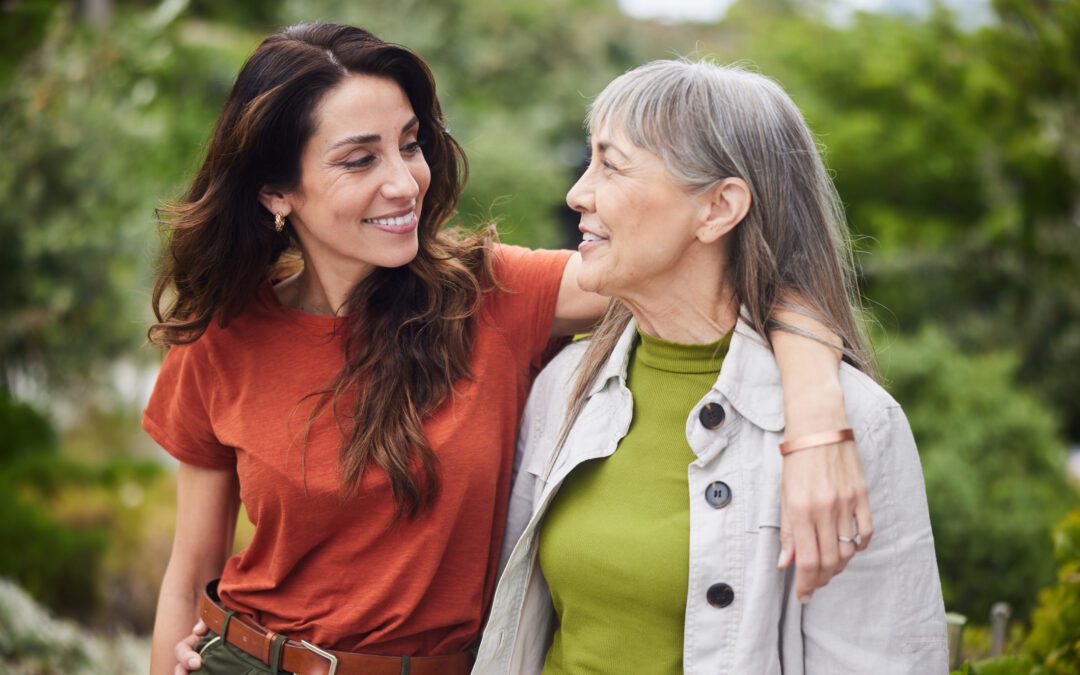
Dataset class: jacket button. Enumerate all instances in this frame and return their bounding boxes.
[698,402,725,429]
[706,583,735,608]
[704,481,732,509]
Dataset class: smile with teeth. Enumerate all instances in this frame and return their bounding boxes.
[363,212,417,227]
[582,232,607,242]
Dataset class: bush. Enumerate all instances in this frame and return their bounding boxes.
[953,655,1034,675]
[880,328,1076,620]
[0,391,55,463]
[1024,508,1080,674]
[0,389,167,625]
[0,391,106,619]
[949,509,1080,674]
[0,488,106,620]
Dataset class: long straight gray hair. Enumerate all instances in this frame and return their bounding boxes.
[563,59,876,437]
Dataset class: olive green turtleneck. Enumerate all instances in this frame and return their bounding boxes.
[539,329,731,675]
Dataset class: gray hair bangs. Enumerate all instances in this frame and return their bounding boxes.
[560,59,876,436]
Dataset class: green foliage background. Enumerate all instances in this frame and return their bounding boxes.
[0,0,1077,666]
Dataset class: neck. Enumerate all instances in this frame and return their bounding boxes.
[282,257,371,317]
[620,249,737,343]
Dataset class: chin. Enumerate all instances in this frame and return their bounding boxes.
[378,241,421,269]
[575,274,605,296]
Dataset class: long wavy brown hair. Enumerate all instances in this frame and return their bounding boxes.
[150,23,496,516]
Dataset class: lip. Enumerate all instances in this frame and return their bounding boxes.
[366,209,419,235]
[577,223,609,253]
[364,204,416,221]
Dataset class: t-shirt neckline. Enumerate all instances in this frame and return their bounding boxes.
[259,280,347,330]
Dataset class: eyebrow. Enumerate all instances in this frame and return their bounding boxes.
[329,116,420,151]
[595,140,630,161]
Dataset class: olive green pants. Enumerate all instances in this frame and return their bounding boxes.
[194,631,288,674]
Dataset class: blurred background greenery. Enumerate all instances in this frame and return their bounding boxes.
[1,0,1077,672]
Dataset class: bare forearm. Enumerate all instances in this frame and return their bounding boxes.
[151,464,240,674]
[150,563,210,674]
[768,300,871,601]
[770,305,846,437]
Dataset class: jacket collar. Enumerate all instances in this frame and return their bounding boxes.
[585,317,639,398]
[587,311,786,433]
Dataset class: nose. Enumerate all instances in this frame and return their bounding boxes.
[566,166,594,214]
[380,154,421,202]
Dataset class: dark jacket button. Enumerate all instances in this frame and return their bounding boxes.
[707,583,735,608]
[704,481,732,509]
[698,402,725,429]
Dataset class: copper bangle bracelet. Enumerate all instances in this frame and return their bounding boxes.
[778,428,855,456]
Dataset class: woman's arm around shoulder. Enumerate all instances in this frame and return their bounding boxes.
[150,463,240,675]
[770,305,873,603]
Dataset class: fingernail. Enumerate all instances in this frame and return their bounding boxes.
[188,657,201,669]
[798,595,809,604]
[777,549,789,568]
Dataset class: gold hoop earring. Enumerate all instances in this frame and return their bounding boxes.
[274,213,286,233]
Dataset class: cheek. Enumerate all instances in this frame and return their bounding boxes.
[329,184,377,218]
[414,160,432,197]
[613,206,683,264]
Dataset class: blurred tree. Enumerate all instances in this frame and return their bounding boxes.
[0,1,260,392]
[0,0,238,625]
[703,0,1080,437]
[0,1,63,89]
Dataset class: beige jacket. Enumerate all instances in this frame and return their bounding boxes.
[474,317,948,674]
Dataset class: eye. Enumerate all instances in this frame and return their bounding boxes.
[601,159,618,172]
[343,155,375,170]
[402,140,423,156]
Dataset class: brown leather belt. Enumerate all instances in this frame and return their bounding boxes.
[197,582,474,675]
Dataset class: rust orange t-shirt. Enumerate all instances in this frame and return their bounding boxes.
[142,245,572,655]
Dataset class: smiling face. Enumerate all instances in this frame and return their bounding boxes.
[269,74,432,285]
[567,125,712,300]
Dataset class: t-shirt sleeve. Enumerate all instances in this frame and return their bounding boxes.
[489,244,573,370]
[142,340,235,470]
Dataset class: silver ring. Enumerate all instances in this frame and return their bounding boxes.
[838,534,862,545]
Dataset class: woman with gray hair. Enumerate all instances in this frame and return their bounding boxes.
[474,60,948,674]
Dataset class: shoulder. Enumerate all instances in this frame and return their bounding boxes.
[162,292,281,368]
[491,244,572,287]
[171,316,231,364]
[838,364,902,423]
[520,341,589,434]
[530,340,590,405]
[516,340,589,477]
[835,364,916,462]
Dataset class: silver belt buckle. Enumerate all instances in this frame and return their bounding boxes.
[299,640,338,675]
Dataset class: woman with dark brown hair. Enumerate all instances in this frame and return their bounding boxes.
[149,23,871,675]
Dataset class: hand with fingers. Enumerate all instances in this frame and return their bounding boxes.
[174,620,209,674]
[776,431,873,603]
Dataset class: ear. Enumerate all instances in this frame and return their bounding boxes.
[258,185,292,219]
[696,177,751,244]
